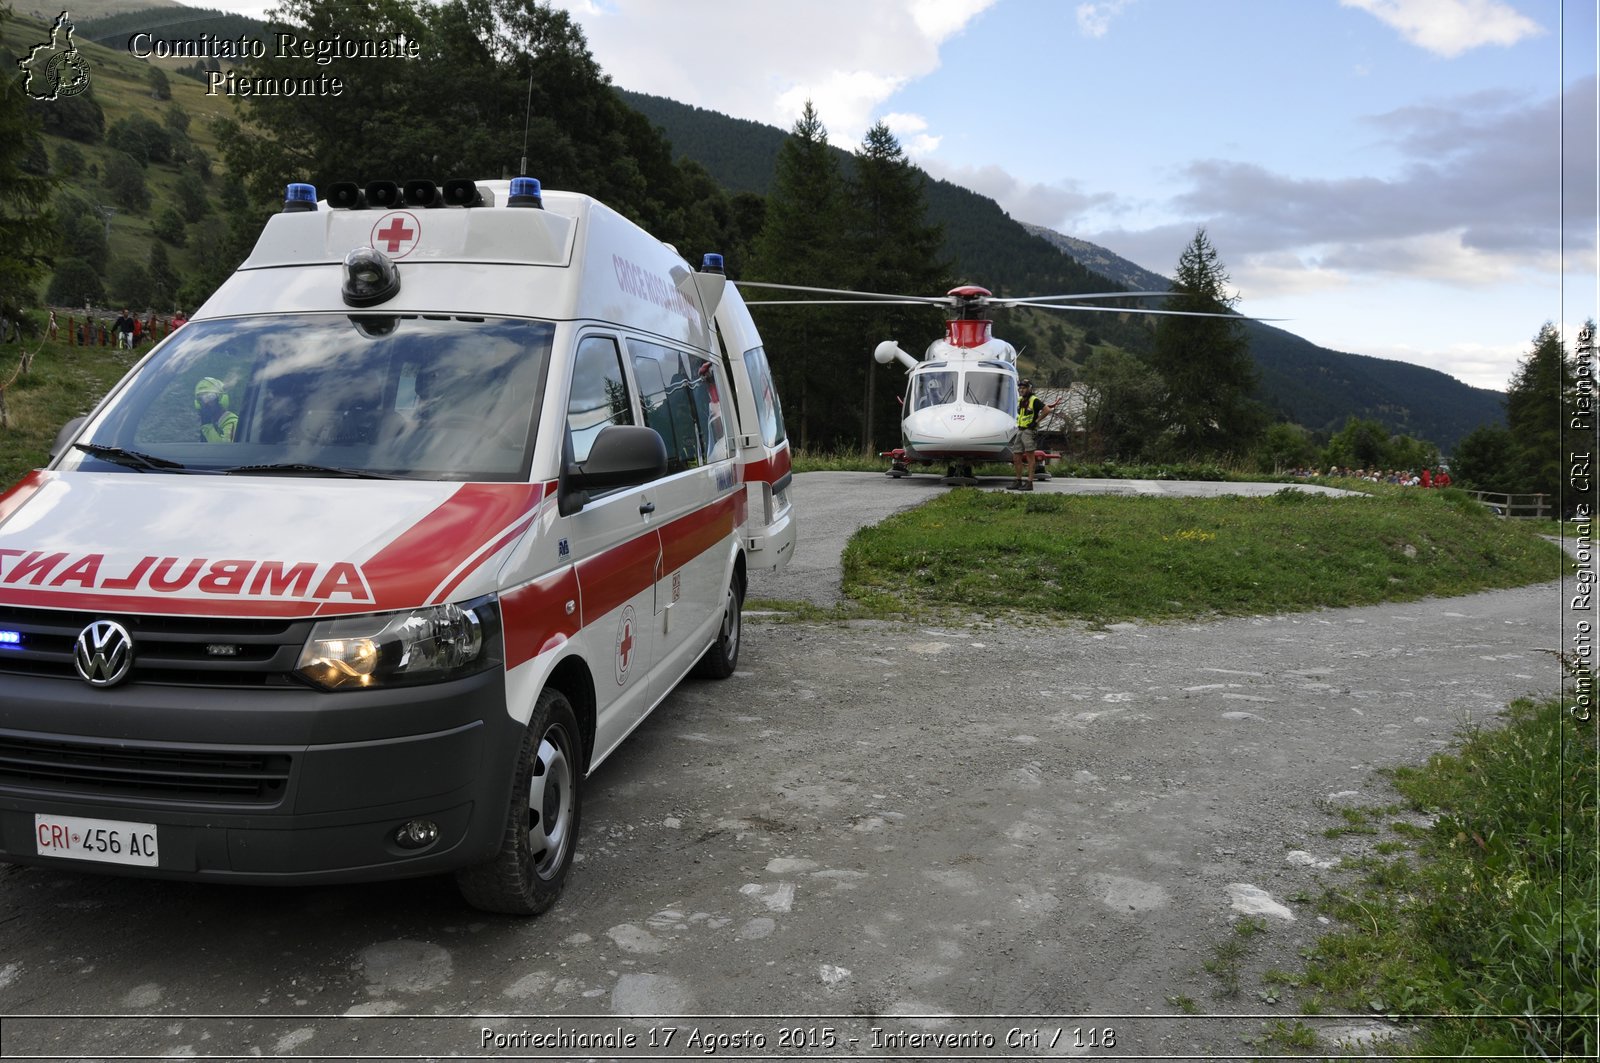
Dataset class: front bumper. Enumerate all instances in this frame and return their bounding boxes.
[0,669,523,884]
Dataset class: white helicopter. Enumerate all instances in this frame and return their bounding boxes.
[740,281,1224,483]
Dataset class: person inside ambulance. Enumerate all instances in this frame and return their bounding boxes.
[194,376,239,443]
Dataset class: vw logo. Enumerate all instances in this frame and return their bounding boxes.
[73,620,134,687]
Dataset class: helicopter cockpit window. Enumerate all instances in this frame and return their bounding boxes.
[963,370,1015,413]
[60,314,552,481]
[911,371,959,411]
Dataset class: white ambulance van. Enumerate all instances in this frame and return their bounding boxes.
[0,177,795,914]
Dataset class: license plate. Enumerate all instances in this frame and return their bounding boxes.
[35,814,159,867]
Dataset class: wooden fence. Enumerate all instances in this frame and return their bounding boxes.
[1465,490,1551,520]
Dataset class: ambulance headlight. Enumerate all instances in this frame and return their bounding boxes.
[342,246,401,307]
[295,598,501,690]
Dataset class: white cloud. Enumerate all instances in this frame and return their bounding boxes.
[1357,342,1521,390]
[1076,0,1134,38]
[922,159,1117,229]
[1340,0,1544,57]
[880,112,942,156]
[909,0,1002,39]
[550,0,996,147]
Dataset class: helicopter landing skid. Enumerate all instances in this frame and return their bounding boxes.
[941,464,980,486]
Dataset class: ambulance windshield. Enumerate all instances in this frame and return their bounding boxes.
[63,314,553,481]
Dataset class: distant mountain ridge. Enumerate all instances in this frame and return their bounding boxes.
[1019,223,1508,448]
[1020,223,1172,293]
[620,89,1505,451]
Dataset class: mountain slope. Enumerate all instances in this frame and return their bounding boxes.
[621,89,1505,450]
[1021,223,1507,444]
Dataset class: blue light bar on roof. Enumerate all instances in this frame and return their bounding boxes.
[508,177,543,208]
[284,183,318,212]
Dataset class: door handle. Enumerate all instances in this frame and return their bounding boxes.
[639,502,656,515]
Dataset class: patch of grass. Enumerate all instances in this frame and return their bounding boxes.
[788,448,885,473]
[0,335,140,489]
[1295,697,1597,1060]
[1259,1018,1318,1051]
[1165,993,1200,1014]
[1204,935,1249,998]
[841,488,1563,622]
[1322,806,1382,839]
[1234,915,1268,938]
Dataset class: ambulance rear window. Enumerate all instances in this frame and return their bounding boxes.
[65,314,553,482]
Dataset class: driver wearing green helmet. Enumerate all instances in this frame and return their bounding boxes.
[194,376,239,443]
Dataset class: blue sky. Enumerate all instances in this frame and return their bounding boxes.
[193,1,1595,391]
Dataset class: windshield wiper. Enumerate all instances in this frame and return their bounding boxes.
[223,462,401,480]
[73,443,189,472]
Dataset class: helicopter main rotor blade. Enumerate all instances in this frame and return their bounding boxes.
[744,299,940,307]
[734,280,949,304]
[995,290,1176,305]
[1022,302,1285,320]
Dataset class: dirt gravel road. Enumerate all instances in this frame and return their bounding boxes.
[0,474,1566,1061]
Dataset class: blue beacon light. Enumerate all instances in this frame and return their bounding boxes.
[283,183,318,212]
[508,177,543,208]
[701,253,725,274]
[0,630,21,648]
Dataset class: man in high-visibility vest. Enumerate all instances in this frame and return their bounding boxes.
[194,376,239,443]
[1009,378,1058,491]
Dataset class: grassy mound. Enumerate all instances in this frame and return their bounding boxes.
[842,487,1564,622]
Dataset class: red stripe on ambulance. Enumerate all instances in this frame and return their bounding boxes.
[575,533,659,623]
[501,567,581,668]
[361,483,544,609]
[0,471,49,528]
[741,447,791,485]
[660,495,737,574]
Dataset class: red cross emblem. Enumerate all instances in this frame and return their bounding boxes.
[614,606,637,685]
[370,212,420,258]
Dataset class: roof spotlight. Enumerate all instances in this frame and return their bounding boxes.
[342,246,401,308]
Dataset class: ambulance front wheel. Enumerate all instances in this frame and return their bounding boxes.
[692,570,744,679]
[456,688,582,915]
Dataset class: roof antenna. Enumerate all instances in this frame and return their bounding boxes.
[519,72,534,176]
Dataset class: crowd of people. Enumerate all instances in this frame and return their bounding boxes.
[52,307,187,350]
[1291,465,1453,487]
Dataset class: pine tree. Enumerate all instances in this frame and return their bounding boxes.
[747,101,852,449]
[848,121,951,450]
[1505,322,1578,502]
[1148,229,1266,457]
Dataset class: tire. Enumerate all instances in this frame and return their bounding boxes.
[455,688,582,915]
[692,570,743,679]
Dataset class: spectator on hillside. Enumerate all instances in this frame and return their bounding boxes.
[112,309,134,350]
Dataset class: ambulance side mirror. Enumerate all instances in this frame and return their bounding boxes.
[558,425,668,516]
[50,417,86,462]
